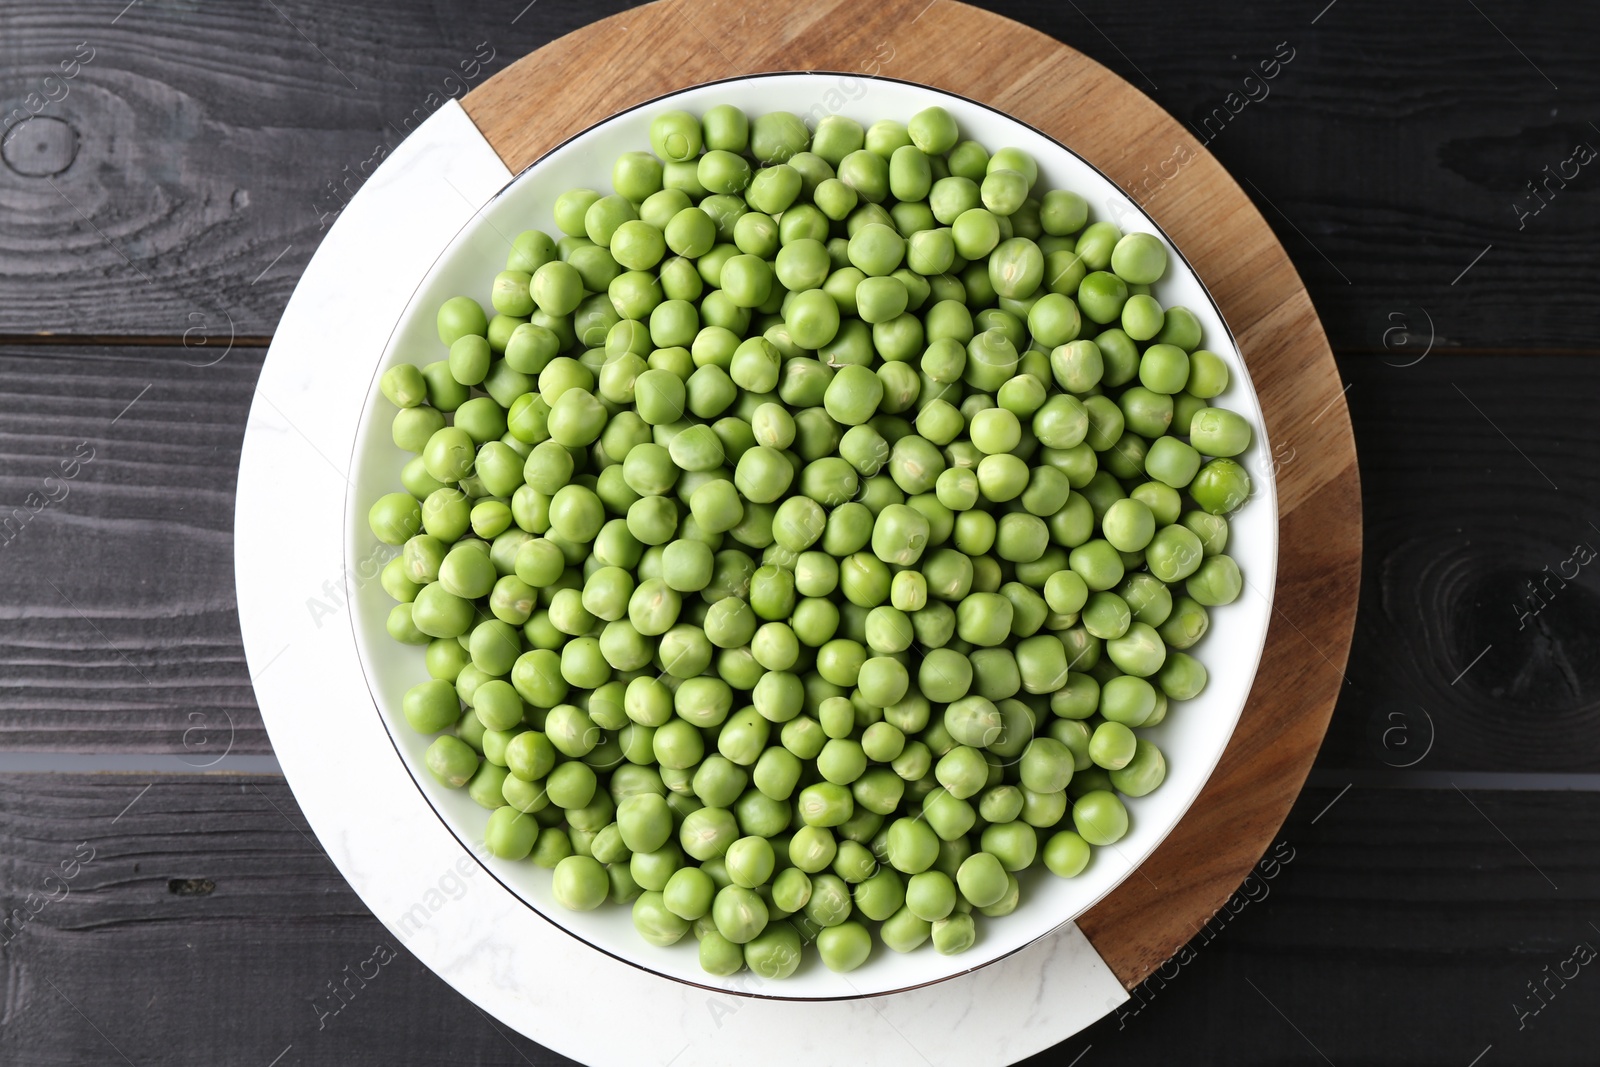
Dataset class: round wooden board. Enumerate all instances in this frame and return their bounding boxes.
[461,0,1360,990]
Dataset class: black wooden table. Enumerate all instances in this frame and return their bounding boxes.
[2,1,1596,1063]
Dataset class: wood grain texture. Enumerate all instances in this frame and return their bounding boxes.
[0,345,264,753]
[0,774,572,1066]
[4,0,1596,348]
[461,0,1357,990]
[0,0,629,340]
[1061,783,1600,1066]
[1318,355,1600,775]
[4,775,1597,1066]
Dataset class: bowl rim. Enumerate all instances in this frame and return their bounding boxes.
[342,69,1277,1002]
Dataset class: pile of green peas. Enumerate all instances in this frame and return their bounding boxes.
[367,101,1255,980]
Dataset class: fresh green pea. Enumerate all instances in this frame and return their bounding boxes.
[1185,548,1242,604]
[1184,348,1229,399]
[955,851,1009,907]
[1190,406,1254,459]
[552,855,610,910]
[1072,789,1129,845]
[1185,461,1248,520]
[1110,232,1168,284]
[1157,650,1209,701]
[1105,621,1167,678]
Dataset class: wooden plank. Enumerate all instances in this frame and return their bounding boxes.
[2,775,1595,1064]
[1318,354,1600,775]
[0,0,613,341]
[2,346,1593,775]
[1066,784,1600,1065]
[0,345,264,753]
[0,0,1596,347]
[0,774,570,1065]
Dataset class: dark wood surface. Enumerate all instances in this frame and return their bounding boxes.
[3,0,1596,349]
[2,0,1596,1063]
[3,776,1595,1066]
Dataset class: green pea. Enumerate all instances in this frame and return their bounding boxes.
[688,103,745,155]
[980,167,1028,216]
[641,110,701,165]
[1183,348,1230,399]
[474,804,540,862]
[988,237,1044,299]
[655,867,716,926]
[424,733,478,787]
[1087,719,1136,771]
[833,148,888,205]
[809,920,869,973]
[552,855,609,911]
[1187,554,1243,606]
[843,864,899,923]
[838,222,899,279]
[381,363,431,412]
[1030,188,1084,235]
[826,838,873,887]
[1068,539,1124,591]
[622,890,691,951]
[1106,621,1167,677]
[1144,436,1201,489]
[1142,307,1196,359]
[1076,269,1130,325]
[512,649,568,709]
[1146,524,1205,584]
[955,851,1009,908]
[467,764,508,812]
[1072,789,1129,846]
[435,295,487,347]
[708,883,769,945]
[1042,570,1088,617]
[1190,406,1255,458]
[994,513,1047,564]
[686,755,742,809]
[917,912,970,957]
[1038,666,1094,723]
[688,928,740,976]
[369,493,422,546]
[845,649,901,704]
[1110,232,1168,285]
[1118,387,1173,443]
[1036,830,1091,881]
[676,807,737,864]
[1158,650,1210,701]
[1119,573,1173,627]
[981,821,1038,873]
[716,836,773,890]
[609,792,669,855]
[411,583,474,640]
[1190,458,1252,515]
[1106,740,1163,800]
[418,361,468,413]
[952,591,1010,647]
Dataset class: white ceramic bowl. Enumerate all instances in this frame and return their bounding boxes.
[343,73,1277,1000]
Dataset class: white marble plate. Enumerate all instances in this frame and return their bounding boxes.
[237,73,1277,1064]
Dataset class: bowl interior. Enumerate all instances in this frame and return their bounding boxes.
[345,72,1278,999]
